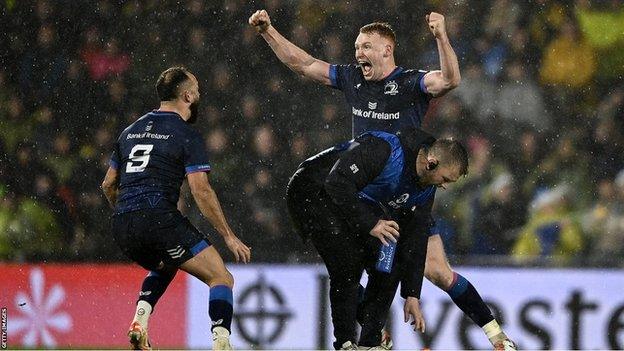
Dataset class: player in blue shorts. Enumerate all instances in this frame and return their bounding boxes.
[101,67,251,350]
[249,10,515,350]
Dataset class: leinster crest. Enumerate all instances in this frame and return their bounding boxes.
[384,80,399,95]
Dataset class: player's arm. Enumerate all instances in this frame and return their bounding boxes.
[422,12,461,97]
[101,166,119,209]
[397,195,435,300]
[187,172,251,263]
[249,10,332,85]
[324,137,399,244]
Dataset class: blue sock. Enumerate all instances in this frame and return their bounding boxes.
[446,272,494,327]
[209,285,233,332]
[138,270,175,310]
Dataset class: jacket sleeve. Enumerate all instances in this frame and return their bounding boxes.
[397,194,435,299]
[324,136,390,235]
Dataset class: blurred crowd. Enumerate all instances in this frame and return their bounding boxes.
[1,0,623,266]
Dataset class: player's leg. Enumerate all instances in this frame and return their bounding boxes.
[178,235,234,350]
[357,269,400,348]
[128,265,178,349]
[112,211,164,350]
[425,234,515,349]
[311,225,366,350]
[288,176,363,349]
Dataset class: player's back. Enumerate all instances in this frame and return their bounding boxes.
[111,110,210,214]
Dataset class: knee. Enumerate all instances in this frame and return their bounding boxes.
[425,257,454,289]
[208,268,234,289]
[220,269,235,289]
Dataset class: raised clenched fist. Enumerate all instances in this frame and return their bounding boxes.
[249,9,271,33]
[426,12,447,39]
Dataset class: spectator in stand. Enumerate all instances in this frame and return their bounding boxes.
[495,60,551,137]
[507,129,545,209]
[472,172,524,255]
[0,191,19,260]
[512,186,584,263]
[585,171,624,263]
[81,37,130,81]
[576,0,624,82]
[13,176,65,261]
[539,17,596,89]
[19,23,67,103]
[0,96,32,154]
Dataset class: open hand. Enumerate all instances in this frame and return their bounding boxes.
[404,296,426,333]
[225,235,251,263]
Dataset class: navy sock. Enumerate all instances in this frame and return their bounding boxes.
[446,272,494,327]
[138,270,175,309]
[209,285,233,332]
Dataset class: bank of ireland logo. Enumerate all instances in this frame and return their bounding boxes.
[384,80,398,95]
[9,268,72,347]
[234,274,293,348]
[368,101,377,109]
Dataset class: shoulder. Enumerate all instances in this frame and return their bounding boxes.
[163,115,196,136]
[333,63,360,71]
[355,132,393,155]
[332,63,362,78]
[177,123,201,141]
[117,114,148,142]
[401,68,428,76]
[399,69,428,84]
[364,131,400,145]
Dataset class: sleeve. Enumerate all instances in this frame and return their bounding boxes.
[324,136,391,235]
[329,64,357,90]
[183,130,211,174]
[414,69,431,97]
[397,192,435,299]
[109,141,120,170]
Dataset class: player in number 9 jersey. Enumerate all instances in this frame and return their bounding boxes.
[102,67,250,351]
[110,110,211,214]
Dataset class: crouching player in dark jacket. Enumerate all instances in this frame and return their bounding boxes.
[286,127,468,349]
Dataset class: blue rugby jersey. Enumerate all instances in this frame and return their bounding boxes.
[329,64,431,136]
[357,131,436,214]
[110,110,210,214]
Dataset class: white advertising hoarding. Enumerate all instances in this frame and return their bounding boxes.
[187,265,327,349]
[392,268,624,350]
[187,266,624,350]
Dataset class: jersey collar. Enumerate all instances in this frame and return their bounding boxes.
[383,66,403,81]
[152,110,183,119]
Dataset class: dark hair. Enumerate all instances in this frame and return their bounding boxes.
[430,139,469,176]
[359,22,396,46]
[156,66,191,101]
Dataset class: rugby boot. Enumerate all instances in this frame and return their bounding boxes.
[212,326,233,350]
[494,338,517,351]
[128,321,151,350]
[380,328,393,349]
[340,341,358,350]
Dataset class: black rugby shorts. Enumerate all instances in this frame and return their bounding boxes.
[111,209,211,270]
